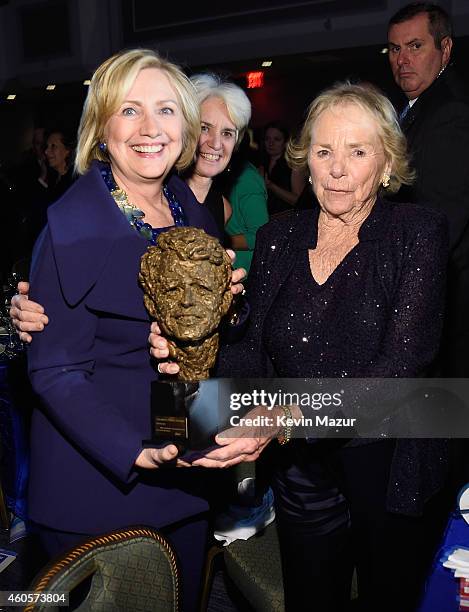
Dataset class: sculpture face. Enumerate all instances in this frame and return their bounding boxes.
[139,227,232,379]
[155,252,227,341]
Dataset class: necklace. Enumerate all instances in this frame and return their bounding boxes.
[100,164,186,245]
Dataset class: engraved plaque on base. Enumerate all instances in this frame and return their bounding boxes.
[144,379,220,454]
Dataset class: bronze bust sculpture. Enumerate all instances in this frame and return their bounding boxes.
[139,227,232,380]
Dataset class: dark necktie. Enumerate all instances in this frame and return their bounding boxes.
[399,103,411,124]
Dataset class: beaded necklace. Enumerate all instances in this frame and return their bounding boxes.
[100,164,186,245]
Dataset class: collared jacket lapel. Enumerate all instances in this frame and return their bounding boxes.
[44,161,149,319]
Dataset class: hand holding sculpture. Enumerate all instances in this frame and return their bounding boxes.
[139,227,232,380]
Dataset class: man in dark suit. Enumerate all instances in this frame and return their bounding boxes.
[388,2,469,376]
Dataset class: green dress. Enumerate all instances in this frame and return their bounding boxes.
[225,162,269,272]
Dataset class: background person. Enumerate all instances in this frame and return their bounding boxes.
[180,73,251,241]
[258,120,306,216]
[14,126,49,191]
[223,133,269,273]
[387,2,469,377]
[180,73,268,270]
[43,127,76,200]
[25,126,77,247]
[10,126,76,270]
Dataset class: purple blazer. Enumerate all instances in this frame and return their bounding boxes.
[27,161,219,534]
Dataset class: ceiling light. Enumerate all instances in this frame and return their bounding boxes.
[262,60,272,67]
[7,94,16,100]
[381,47,389,54]
[83,79,91,86]
[46,84,56,90]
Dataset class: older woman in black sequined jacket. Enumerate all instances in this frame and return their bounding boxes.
[152,82,449,612]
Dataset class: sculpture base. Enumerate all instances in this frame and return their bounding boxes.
[144,379,220,454]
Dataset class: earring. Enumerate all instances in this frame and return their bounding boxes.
[98,142,107,152]
[382,173,390,188]
[308,176,312,185]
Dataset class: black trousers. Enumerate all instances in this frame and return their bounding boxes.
[275,440,450,612]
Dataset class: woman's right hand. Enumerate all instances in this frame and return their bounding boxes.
[134,445,191,468]
[9,281,49,343]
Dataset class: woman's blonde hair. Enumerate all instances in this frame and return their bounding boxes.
[287,81,414,194]
[75,49,200,174]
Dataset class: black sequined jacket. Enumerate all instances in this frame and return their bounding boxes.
[217,198,450,516]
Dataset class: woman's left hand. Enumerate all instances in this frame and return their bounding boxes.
[191,405,282,469]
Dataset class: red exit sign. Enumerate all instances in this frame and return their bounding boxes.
[246,71,264,88]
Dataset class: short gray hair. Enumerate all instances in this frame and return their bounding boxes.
[287,81,414,194]
[190,73,251,144]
